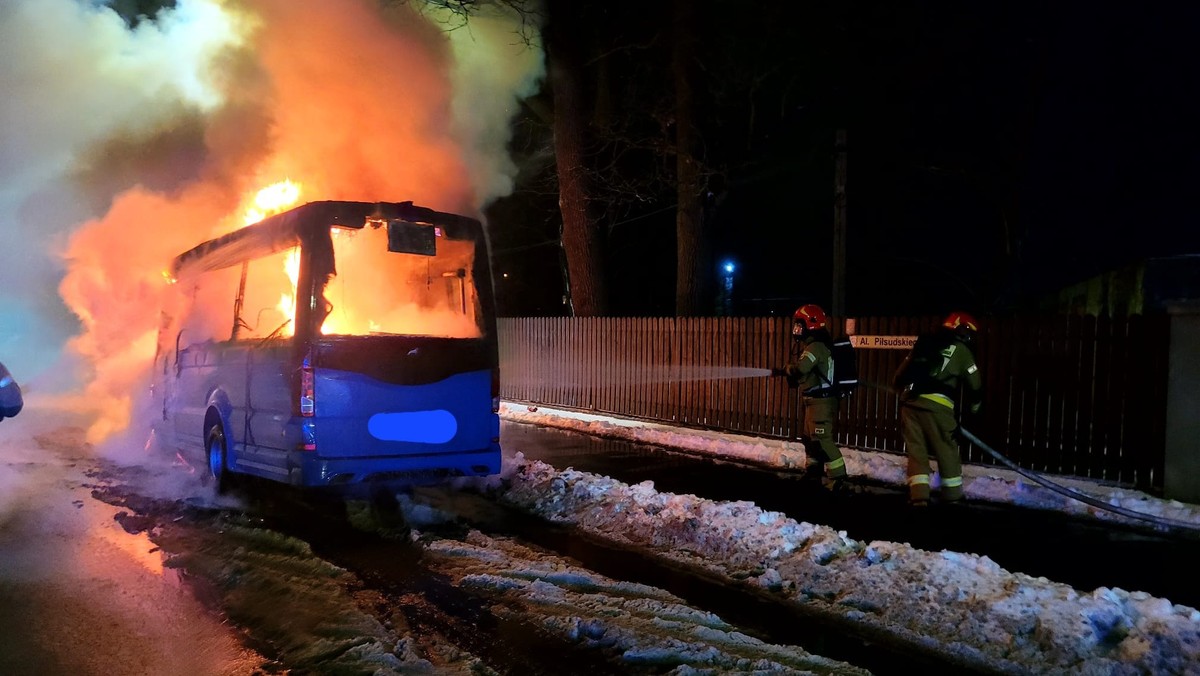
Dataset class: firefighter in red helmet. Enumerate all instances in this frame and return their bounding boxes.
[772,304,848,489]
[892,311,984,506]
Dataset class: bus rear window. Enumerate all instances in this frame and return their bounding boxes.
[321,223,481,338]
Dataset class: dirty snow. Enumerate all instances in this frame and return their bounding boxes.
[424,530,869,674]
[6,398,1199,674]
[469,403,1200,675]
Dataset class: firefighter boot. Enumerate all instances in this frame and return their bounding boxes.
[800,462,824,483]
[821,476,850,493]
[908,473,932,507]
[940,475,965,504]
[820,457,849,492]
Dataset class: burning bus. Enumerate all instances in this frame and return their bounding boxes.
[151,200,501,493]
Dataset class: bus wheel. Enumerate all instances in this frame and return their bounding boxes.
[205,424,230,495]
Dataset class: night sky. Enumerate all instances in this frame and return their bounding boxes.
[487,1,1200,318]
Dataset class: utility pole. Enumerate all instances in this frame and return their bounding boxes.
[832,128,847,318]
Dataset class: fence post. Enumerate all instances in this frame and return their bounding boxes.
[1164,305,1200,503]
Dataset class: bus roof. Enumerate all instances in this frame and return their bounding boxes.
[170,200,482,279]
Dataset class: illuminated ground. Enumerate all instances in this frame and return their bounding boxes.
[0,410,263,675]
[0,406,867,674]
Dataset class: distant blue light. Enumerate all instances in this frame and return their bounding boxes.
[723,261,736,274]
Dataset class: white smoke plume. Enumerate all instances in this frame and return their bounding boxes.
[0,0,545,445]
[434,3,546,201]
[0,0,246,391]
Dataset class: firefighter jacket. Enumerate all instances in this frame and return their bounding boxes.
[893,329,983,413]
[783,331,835,398]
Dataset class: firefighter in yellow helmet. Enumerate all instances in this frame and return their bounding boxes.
[892,311,984,506]
[772,304,848,489]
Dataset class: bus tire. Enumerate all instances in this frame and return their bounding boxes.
[205,424,230,495]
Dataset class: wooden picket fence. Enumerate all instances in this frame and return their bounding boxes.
[497,315,1170,494]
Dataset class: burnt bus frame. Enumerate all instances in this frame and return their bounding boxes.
[169,200,500,419]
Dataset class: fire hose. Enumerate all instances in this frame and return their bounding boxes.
[955,427,1200,536]
[848,378,1200,536]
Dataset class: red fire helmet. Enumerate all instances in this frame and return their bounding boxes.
[943,311,980,333]
[793,304,829,331]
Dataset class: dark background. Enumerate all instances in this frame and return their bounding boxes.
[484,0,1200,318]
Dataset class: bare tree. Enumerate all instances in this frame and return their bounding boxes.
[544,1,608,315]
[671,0,710,315]
[397,0,609,315]
[409,0,811,317]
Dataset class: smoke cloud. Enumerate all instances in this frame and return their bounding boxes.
[436,3,546,201]
[0,0,545,446]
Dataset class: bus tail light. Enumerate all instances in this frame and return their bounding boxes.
[300,356,315,417]
[298,355,316,451]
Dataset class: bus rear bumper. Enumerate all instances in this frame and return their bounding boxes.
[287,445,501,489]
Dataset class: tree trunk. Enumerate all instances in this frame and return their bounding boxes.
[832,128,847,317]
[673,0,708,316]
[546,3,607,316]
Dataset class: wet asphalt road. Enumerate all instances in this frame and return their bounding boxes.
[501,420,1200,613]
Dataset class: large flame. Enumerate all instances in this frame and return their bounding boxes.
[227,181,478,340]
[247,180,303,336]
[23,0,545,445]
[244,179,301,225]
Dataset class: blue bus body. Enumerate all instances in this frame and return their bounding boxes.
[152,201,501,492]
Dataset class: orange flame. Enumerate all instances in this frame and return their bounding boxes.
[277,246,300,335]
[55,0,491,445]
[244,179,302,225]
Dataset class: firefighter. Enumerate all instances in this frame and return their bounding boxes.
[892,311,983,506]
[772,304,848,489]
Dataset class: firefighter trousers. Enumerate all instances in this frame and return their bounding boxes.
[900,398,963,502]
[803,396,846,479]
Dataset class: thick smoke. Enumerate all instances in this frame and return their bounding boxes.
[435,3,546,201]
[0,0,246,392]
[0,0,545,446]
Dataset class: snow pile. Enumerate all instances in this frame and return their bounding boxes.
[155,510,487,675]
[480,455,1200,675]
[499,403,1200,532]
[424,530,870,674]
